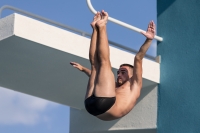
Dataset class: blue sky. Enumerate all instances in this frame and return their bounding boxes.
[0,0,156,133]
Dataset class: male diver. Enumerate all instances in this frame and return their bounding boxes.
[70,10,155,121]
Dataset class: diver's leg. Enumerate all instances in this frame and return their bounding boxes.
[85,12,101,99]
[94,10,116,97]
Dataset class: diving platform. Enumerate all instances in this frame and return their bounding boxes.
[0,13,159,133]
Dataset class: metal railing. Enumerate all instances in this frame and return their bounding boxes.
[0,5,156,60]
[86,0,163,42]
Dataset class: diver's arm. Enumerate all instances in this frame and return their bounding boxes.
[70,62,91,77]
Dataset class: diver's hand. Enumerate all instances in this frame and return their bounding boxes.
[70,62,83,71]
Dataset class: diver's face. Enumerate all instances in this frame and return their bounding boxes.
[117,66,130,86]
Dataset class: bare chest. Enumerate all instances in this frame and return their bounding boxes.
[115,83,133,106]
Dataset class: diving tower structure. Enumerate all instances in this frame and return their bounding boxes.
[0,9,159,133]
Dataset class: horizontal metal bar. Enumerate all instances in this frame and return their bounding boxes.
[86,0,163,42]
[0,5,156,61]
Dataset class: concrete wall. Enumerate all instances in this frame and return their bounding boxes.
[157,0,200,132]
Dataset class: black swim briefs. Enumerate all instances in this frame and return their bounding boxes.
[84,94,116,116]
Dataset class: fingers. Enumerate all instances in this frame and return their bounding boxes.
[147,20,156,33]
[148,21,151,29]
[70,62,83,71]
[148,21,151,27]
[150,21,156,34]
[70,62,79,66]
[148,21,153,28]
[152,21,156,31]
[70,62,76,65]
[150,21,156,29]
[70,62,79,70]
[70,61,82,68]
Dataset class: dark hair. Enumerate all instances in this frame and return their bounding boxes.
[120,64,134,69]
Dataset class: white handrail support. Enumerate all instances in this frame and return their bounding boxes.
[86,0,163,41]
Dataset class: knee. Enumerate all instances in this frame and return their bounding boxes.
[97,56,110,64]
[90,58,99,66]
[99,60,111,67]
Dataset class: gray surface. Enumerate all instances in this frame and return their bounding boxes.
[0,36,88,108]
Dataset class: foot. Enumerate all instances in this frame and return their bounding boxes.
[96,10,108,28]
[91,12,101,29]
